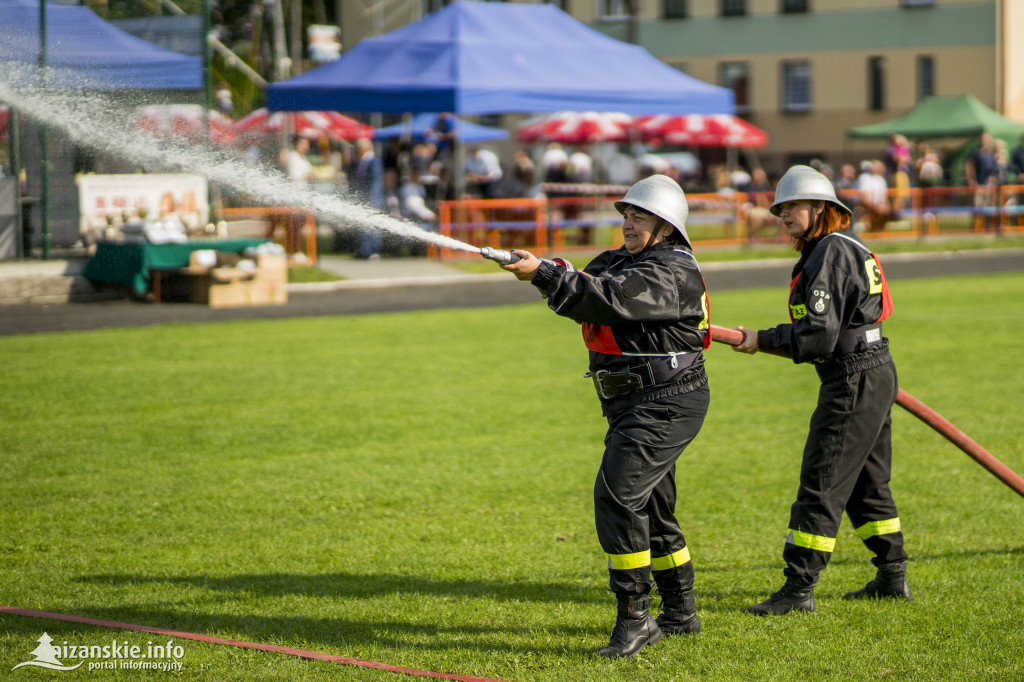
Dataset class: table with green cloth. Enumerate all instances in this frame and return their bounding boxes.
[83,239,273,297]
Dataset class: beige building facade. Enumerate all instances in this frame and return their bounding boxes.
[336,0,1021,177]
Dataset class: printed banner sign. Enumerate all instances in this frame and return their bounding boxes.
[77,173,209,234]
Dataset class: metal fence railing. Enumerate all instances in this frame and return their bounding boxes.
[434,185,1024,259]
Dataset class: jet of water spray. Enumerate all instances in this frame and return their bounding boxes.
[0,64,484,256]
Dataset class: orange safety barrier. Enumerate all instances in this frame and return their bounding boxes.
[433,185,1024,258]
[838,185,1024,237]
[436,197,547,258]
[999,185,1024,231]
[546,194,625,251]
[221,206,318,263]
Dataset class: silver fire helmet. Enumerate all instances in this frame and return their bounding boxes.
[614,174,691,247]
[770,165,852,217]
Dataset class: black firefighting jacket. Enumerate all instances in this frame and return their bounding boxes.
[530,242,710,377]
[758,231,894,372]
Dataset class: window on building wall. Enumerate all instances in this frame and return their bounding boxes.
[917,55,935,101]
[781,60,811,112]
[720,62,750,115]
[780,0,809,13]
[421,0,452,13]
[721,0,746,17]
[539,0,569,11]
[901,0,934,7]
[663,0,688,19]
[600,0,628,19]
[868,56,885,111]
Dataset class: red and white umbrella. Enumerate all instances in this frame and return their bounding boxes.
[515,111,634,145]
[232,108,373,143]
[136,104,237,145]
[635,113,768,148]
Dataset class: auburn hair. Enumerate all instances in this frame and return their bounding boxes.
[793,202,850,252]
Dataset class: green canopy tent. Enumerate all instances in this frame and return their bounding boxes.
[848,94,1024,142]
[848,95,1024,185]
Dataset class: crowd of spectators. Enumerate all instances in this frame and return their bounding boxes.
[282,126,1024,250]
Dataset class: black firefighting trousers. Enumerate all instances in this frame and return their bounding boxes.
[783,357,908,583]
[594,378,710,596]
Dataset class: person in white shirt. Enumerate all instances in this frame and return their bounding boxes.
[285,138,313,187]
[856,160,889,232]
[464,145,503,199]
[399,168,437,225]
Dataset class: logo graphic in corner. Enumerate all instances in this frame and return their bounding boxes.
[12,632,83,671]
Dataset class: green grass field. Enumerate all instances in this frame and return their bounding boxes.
[1,271,1022,681]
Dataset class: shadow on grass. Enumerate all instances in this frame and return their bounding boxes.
[80,570,603,605]
[72,604,597,660]
[73,571,609,658]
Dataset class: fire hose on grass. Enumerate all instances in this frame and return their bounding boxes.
[709,324,1024,499]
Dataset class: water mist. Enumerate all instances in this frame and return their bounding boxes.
[0,61,483,257]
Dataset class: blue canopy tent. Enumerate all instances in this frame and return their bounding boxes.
[0,0,202,257]
[0,0,202,90]
[265,2,733,116]
[373,113,508,143]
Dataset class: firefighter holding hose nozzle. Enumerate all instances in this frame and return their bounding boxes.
[495,175,711,658]
[733,165,912,616]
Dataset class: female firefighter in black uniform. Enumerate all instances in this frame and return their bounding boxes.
[498,174,710,657]
[733,165,911,615]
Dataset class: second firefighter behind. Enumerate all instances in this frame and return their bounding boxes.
[498,174,711,658]
[733,165,912,615]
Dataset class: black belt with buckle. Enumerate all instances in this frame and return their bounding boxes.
[588,365,655,400]
[585,356,694,400]
[834,323,883,356]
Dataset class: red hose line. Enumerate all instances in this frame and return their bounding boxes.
[0,606,508,682]
[892,388,1024,498]
[709,324,1024,499]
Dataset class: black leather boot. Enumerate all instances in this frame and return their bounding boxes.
[655,589,700,634]
[597,594,662,658]
[745,578,816,616]
[844,561,912,600]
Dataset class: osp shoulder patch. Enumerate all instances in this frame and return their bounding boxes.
[810,288,831,315]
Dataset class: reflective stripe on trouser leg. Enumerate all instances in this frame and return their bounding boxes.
[783,528,835,582]
[787,529,836,552]
[651,546,690,571]
[855,517,901,539]
[785,361,898,582]
[782,539,831,583]
[607,551,652,598]
[595,387,709,595]
[652,546,694,593]
[607,549,651,571]
[854,516,906,567]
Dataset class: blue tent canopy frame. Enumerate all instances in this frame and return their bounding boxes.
[266,2,733,117]
[373,113,508,143]
[0,0,201,90]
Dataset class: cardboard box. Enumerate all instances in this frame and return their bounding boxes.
[181,251,288,308]
[248,254,288,306]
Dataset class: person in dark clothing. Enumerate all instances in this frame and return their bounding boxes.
[1009,134,1024,185]
[733,165,911,615]
[349,137,384,259]
[497,174,711,657]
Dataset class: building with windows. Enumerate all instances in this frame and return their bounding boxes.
[586,0,1023,173]
[337,0,1022,177]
